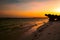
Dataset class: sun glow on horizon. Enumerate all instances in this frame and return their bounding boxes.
[49,8,60,15]
[54,8,60,13]
[52,7,60,14]
[1,0,60,18]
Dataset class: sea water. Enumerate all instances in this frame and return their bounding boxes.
[0,18,48,40]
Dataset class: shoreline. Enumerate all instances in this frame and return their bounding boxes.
[31,21,60,40]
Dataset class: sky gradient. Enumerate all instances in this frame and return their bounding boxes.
[0,0,60,18]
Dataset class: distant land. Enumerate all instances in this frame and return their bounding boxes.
[0,17,48,19]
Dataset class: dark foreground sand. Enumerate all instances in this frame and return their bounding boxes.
[21,21,60,40]
[31,21,60,40]
[0,21,60,40]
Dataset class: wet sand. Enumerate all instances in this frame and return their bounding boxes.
[19,21,60,40]
[31,21,60,40]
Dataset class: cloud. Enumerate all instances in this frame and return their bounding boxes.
[0,0,19,4]
[0,0,53,4]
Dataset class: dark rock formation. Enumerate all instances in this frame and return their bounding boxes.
[45,14,60,21]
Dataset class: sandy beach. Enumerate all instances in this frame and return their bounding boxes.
[0,19,60,40]
[1,0,60,40]
[20,21,60,40]
[31,21,60,40]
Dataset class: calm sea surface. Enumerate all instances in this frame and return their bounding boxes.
[0,18,48,40]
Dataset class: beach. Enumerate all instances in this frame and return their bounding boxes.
[0,19,60,40]
[30,21,60,40]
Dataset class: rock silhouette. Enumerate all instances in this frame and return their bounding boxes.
[45,14,60,21]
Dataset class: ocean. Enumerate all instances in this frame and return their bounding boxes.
[0,18,48,40]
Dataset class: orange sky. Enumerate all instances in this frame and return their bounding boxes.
[0,0,60,18]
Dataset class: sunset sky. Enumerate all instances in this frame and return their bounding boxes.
[0,0,60,18]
